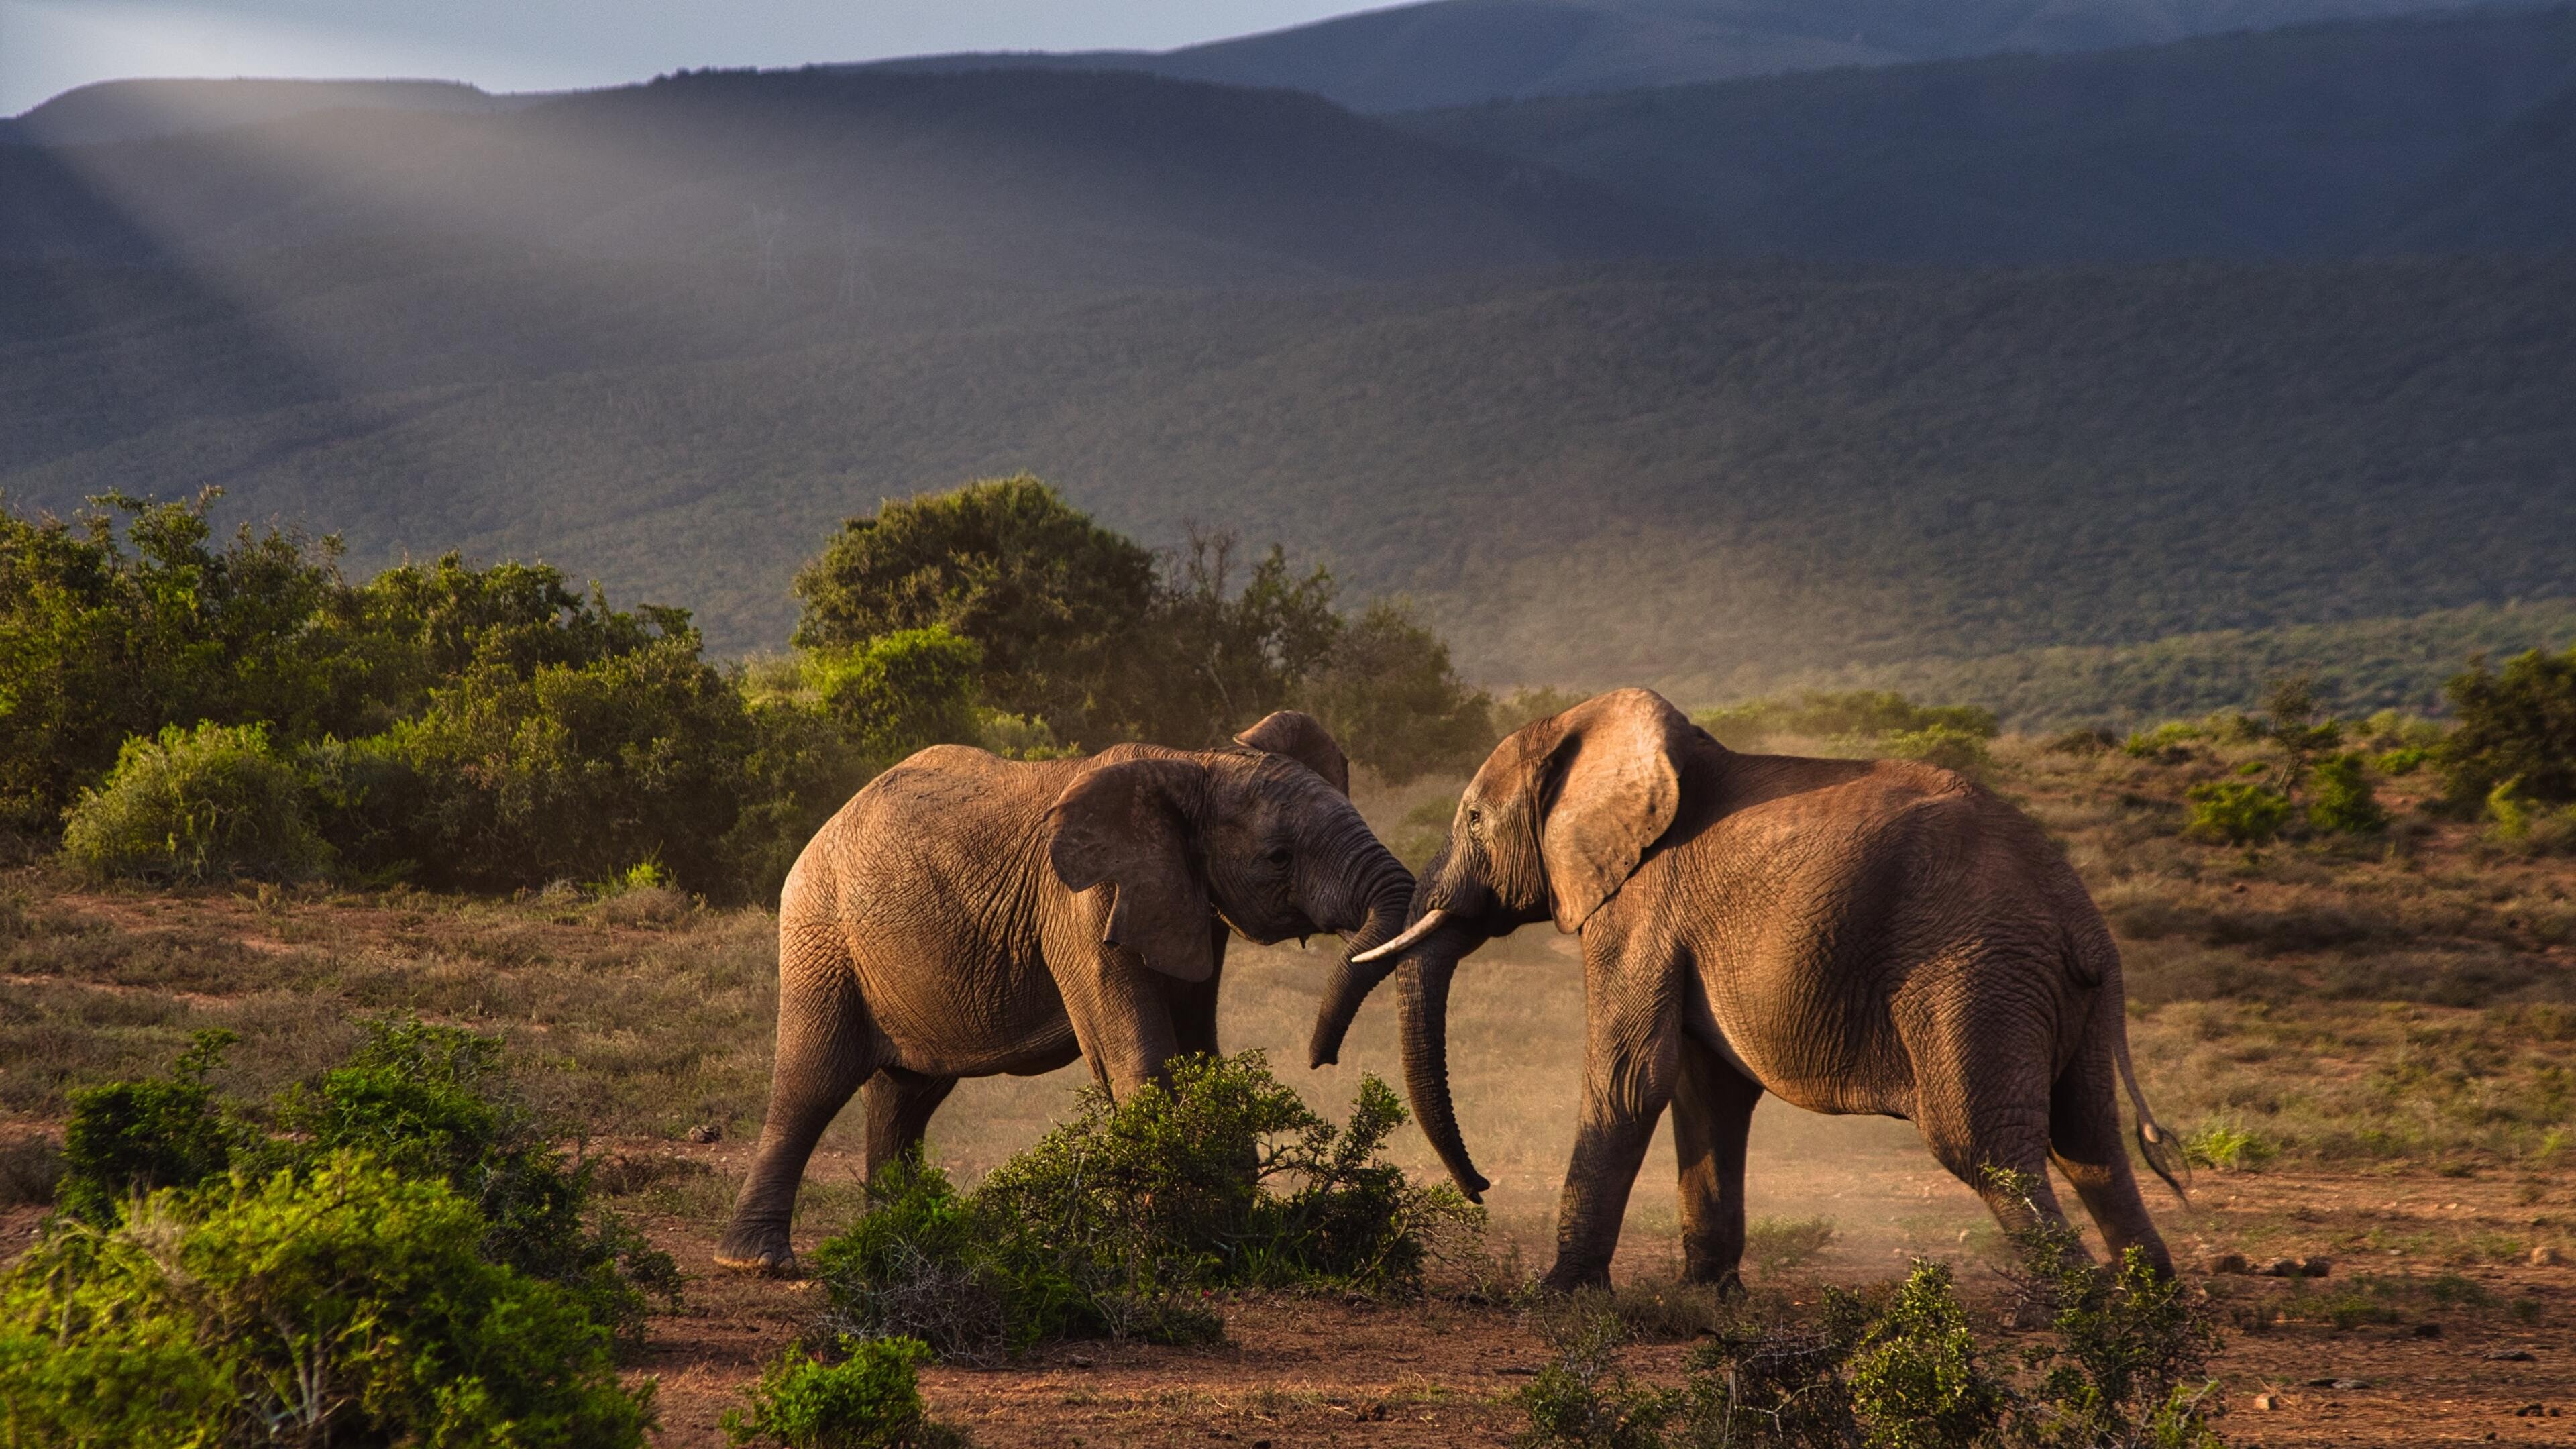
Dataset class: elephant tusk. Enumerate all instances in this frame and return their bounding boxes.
[1350,908,1448,964]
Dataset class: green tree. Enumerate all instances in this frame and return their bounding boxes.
[1127,529,1343,747]
[0,491,360,828]
[791,477,1157,744]
[2441,643,2576,806]
[1299,602,1496,785]
[377,633,755,892]
[810,626,987,759]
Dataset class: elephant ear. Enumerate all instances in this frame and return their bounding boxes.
[1233,710,1350,797]
[1044,759,1217,982]
[1538,688,1688,932]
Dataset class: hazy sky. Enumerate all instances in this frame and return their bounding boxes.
[0,1,1393,114]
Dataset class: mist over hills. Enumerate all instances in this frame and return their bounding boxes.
[855,0,2530,113]
[5,247,2570,720]
[5,31,2574,723]
[0,79,538,148]
[1398,4,2576,263]
[0,68,1695,286]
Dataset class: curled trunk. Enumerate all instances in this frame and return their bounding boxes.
[1397,930,1489,1201]
[1307,874,1415,1068]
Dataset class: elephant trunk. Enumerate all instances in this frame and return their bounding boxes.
[1398,932,1489,1201]
[1307,871,1416,1069]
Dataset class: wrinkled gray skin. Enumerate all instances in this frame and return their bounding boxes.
[1313,688,2185,1293]
[716,710,1414,1273]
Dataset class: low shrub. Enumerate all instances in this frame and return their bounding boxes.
[812,1053,1479,1359]
[2306,753,2387,835]
[2124,720,2204,759]
[1390,794,1459,874]
[726,1336,963,1449]
[2184,780,2292,847]
[59,722,329,883]
[55,1028,241,1224]
[0,1154,654,1446]
[2440,643,2576,808]
[1517,1176,2224,1449]
[1697,691,1997,751]
[49,1019,679,1351]
[2183,1122,2279,1173]
[1517,1309,1678,1449]
[1744,1214,1838,1273]
[1881,723,1992,775]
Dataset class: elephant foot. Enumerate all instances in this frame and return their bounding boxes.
[715,1220,795,1276]
[1538,1260,1613,1295]
[1682,1263,1747,1300]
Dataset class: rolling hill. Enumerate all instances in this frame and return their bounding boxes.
[4,247,2571,721]
[854,0,2536,113]
[7,55,2575,726]
[0,68,1697,284]
[1395,4,2576,262]
[0,78,537,148]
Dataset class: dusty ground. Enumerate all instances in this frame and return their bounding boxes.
[605,1128,2576,1448]
[5,730,2576,1446]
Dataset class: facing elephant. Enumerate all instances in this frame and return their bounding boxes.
[1330,687,2186,1293]
[714,710,1413,1273]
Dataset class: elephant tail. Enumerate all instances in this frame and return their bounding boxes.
[2091,934,2191,1205]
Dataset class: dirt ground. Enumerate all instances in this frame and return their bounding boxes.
[602,1120,2576,1449]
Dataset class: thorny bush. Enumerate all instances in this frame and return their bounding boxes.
[812,1052,1483,1360]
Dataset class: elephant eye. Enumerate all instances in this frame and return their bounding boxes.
[1265,844,1293,867]
[1465,806,1483,834]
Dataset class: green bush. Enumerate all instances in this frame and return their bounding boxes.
[1517,1182,2225,1449]
[726,1336,961,1449]
[1391,794,1459,873]
[1744,1214,1839,1273]
[2306,752,2387,835]
[55,1030,242,1225]
[2183,779,2292,846]
[810,627,986,761]
[52,1020,679,1351]
[376,635,755,893]
[2123,720,2204,759]
[59,722,329,883]
[2441,643,2576,807]
[812,1054,1478,1358]
[1881,722,1994,775]
[1696,690,1997,750]
[0,1155,654,1447]
[1516,1309,1678,1449]
[1846,1262,2008,1449]
[2182,1121,2278,1172]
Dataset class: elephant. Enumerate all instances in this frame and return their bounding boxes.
[715,710,1416,1273]
[1311,687,2186,1293]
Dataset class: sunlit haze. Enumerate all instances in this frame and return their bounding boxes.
[0,0,1391,113]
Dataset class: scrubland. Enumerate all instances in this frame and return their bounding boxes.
[5,714,2575,1446]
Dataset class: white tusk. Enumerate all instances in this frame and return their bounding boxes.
[1350,908,1449,964]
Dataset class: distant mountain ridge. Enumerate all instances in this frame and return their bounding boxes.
[1394,3,2576,262]
[850,0,2538,112]
[0,68,1699,283]
[0,78,539,147]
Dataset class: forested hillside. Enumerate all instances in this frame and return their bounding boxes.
[855,0,2530,113]
[5,247,2570,720]
[1396,4,2576,263]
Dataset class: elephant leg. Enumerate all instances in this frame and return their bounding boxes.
[1544,981,1679,1293]
[1901,968,2080,1258]
[1058,947,1185,1095]
[1672,1034,1761,1291]
[863,1068,958,1183]
[718,934,878,1273]
[1166,941,1225,1061]
[2049,1003,2174,1276]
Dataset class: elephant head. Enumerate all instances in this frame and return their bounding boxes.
[1044,710,1415,997]
[1330,688,1693,1200]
